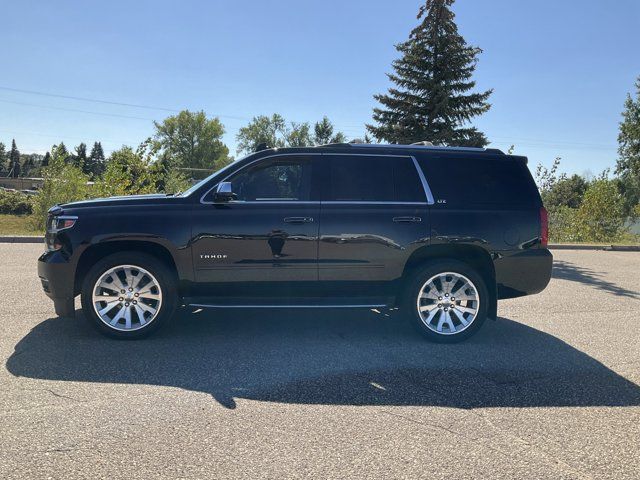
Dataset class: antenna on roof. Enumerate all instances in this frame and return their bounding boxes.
[411,141,434,146]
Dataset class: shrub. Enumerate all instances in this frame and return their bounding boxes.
[0,190,33,215]
[547,205,580,243]
[574,178,626,242]
[94,146,157,197]
[30,158,92,231]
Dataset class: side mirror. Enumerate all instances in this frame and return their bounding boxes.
[213,182,236,203]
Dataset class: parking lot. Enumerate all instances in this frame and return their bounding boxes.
[0,244,639,479]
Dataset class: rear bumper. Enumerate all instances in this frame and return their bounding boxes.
[38,250,76,317]
[495,248,553,299]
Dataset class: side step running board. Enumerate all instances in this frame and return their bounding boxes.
[188,303,388,309]
[182,296,394,309]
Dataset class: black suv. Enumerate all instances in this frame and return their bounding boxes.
[38,143,552,342]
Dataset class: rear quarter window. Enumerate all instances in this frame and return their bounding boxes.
[416,156,540,207]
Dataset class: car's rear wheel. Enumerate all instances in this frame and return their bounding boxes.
[405,260,488,343]
[80,252,177,339]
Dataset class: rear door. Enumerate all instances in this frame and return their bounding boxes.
[318,154,429,285]
[415,154,541,250]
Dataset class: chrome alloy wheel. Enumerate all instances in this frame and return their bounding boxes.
[416,272,480,335]
[92,264,163,332]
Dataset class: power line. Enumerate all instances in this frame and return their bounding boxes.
[0,85,368,129]
[0,85,249,121]
[0,99,156,121]
[0,85,180,113]
[0,128,139,146]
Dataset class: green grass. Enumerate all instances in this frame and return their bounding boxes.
[0,215,41,236]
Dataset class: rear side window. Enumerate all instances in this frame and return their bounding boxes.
[416,156,539,206]
[326,155,425,202]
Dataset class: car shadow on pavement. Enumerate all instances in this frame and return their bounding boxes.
[6,308,640,410]
[552,259,639,299]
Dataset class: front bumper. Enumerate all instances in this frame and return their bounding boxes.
[495,248,553,299]
[38,250,76,317]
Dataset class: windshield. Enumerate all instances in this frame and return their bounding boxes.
[179,159,242,197]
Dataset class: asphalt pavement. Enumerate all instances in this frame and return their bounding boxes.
[1,245,639,479]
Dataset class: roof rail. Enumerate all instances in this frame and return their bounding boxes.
[315,142,504,154]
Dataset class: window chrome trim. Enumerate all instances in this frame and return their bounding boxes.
[411,156,435,205]
[198,151,435,206]
[321,201,428,205]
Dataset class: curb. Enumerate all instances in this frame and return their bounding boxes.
[548,244,640,251]
[0,236,44,243]
[603,245,640,252]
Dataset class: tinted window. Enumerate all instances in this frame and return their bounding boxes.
[394,157,426,202]
[327,155,425,202]
[228,157,312,201]
[416,156,538,206]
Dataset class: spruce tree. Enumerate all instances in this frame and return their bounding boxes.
[21,155,35,177]
[42,151,51,168]
[367,0,492,147]
[313,117,346,145]
[74,142,87,171]
[52,142,70,163]
[87,141,106,178]
[0,142,6,171]
[9,139,21,178]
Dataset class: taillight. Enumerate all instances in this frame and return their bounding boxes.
[540,207,548,247]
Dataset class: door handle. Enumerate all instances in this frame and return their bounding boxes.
[393,216,422,223]
[284,217,314,224]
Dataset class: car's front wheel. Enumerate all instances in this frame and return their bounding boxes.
[80,252,177,339]
[405,260,488,343]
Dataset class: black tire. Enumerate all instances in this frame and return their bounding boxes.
[404,259,488,343]
[80,251,178,339]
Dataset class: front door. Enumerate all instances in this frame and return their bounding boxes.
[191,155,320,290]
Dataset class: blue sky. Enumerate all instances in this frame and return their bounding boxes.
[1,0,639,175]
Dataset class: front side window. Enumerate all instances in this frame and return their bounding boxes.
[228,157,312,201]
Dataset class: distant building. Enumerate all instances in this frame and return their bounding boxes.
[0,177,44,191]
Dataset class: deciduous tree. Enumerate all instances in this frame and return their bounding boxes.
[152,110,230,172]
[616,76,640,179]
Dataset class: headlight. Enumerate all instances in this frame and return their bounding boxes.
[46,215,78,250]
[52,216,77,232]
[48,215,78,233]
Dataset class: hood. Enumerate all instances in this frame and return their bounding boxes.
[59,193,179,210]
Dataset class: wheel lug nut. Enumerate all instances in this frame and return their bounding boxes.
[134,293,139,297]
[438,297,442,301]
[119,297,123,301]
[125,302,129,307]
[133,300,137,304]
[128,288,133,292]
[120,290,125,294]
[445,293,449,297]
[438,304,442,308]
